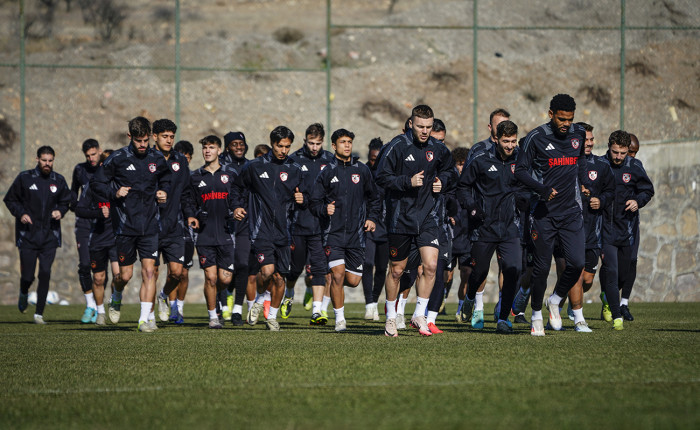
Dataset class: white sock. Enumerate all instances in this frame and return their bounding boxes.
[148,311,155,321]
[177,300,184,314]
[397,296,408,315]
[233,304,243,315]
[321,295,331,312]
[312,301,322,314]
[413,297,429,318]
[247,299,254,310]
[208,309,217,320]
[268,306,278,320]
[85,292,96,309]
[573,308,585,324]
[427,310,438,324]
[97,304,105,314]
[365,303,373,312]
[255,294,265,304]
[621,298,629,306]
[139,302,151,323]
[457,299,464,314]
[475,291,484,311]
[285,287,295,298]
[532,310,543,321]
[549,293,564,306]
[386,300,397,319]
[263,290,271,301]
[334,306,345,322]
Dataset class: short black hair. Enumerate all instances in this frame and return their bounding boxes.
[37,145,55,158]
[254,144,271,157]
[549,94,576,113]
[128,116,151,138]
[411,104,434,120]
[305,123,325,140]
[152,118,177,135]
[489,108,510,124]
[368,137,383,152]
[432,118,446,133]
[199,135,221,147]
[576,122,594,132]
[174,140,194,156]
[331,128,355,144]
[608,130,631,148]
[270,126,295,145]
[82,138,99,154]
[451,147,469,163]
[496,120,518,139]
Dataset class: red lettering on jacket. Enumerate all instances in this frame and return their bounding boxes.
[548,156,578,168]
[201,191,229,202]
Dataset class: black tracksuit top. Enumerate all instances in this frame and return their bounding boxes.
[514,122,590,217]
[185,164,238,247]
[4,167,71,249]
[289,146,336,236]
[92,143,171,236]
[600,153,654,247]
[155,149,191,239]
[74,182,115,249]
[309,156,380,248]
[375,131,457,235]
[231,151,304,245]
[582,153,615,249]
[70,161,98,229]
[458,145,520,242]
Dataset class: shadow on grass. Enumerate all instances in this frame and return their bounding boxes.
[651,328,700,333]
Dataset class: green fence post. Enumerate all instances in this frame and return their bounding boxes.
[175,0,181,139]
[19,0,26,170]
[620,0,626,130]
[472,0,479,145]
[326,0,332,149]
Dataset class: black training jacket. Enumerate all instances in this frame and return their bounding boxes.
[514,122,590,217]
[184,164,238,247]
[600,153,654,247]
[309,156,380,248]
[582,153,615,249]
[92,143,171,237]
[4,167,71,249]
[70,161,99,229]
[74,182,115,249]
[289,146,336,236]
[458,145,520,242]
[375,130,457,235]
[231,151,305,245]
[155,149,191,239]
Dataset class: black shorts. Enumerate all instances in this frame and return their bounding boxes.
[450,253,471,271]
[584,248,601,274]
[326,245,364,276]
[289,234,326,284]
[388,227,441,262]
[184,240,195,269]
[90,246,118,273]
[116,234,159,266]
[252,240,291,276]
[156,234,186,267]
[197,245,235,271]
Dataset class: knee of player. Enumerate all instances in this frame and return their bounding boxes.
[78,264,92,275]
[421,261,438,278]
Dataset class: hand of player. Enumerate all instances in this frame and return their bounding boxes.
[581,185,591,198]
[327,200,336,216]
[625,199,639,212]
[116,186,131,198]
[51,210,62,220]
[20,214,32,224]
[589,197,600,210]
[294,187,304,204]
[449,217,456,226]
[432,177,442,193]
[364,220,376,232]
[548,188,558,201]
[233,208,247,221]
[101,206,110,218]
[188,216,200,229]
[156,190,167,203]
[411,170,424,187]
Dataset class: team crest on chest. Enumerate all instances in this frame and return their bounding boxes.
[171,162,180,172]
[622,173,631,183]
[426,151,434,162]
[220,174,229,184]
[588,171,598,180]
[49,184,57,193]
[280,172,288,182]
[148,163,157,173]
[571,138,580,149]
[351,174,360,184]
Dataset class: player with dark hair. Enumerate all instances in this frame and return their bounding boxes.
[70,138,102,323]
[92,116,171,332]
[599,130,654,329]
[628,134,640,159]
[376,104,457,337]
[514,94,591,336]
[285,123,336,325]
[4,146,72,324]
[310,128,380,331]
[447,146,472,322]
[254,144,270,158]
[184,135,238,329]
[362,137,388,320]
[232,125,305,331]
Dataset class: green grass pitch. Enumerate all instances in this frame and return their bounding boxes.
[1,302,698,429]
